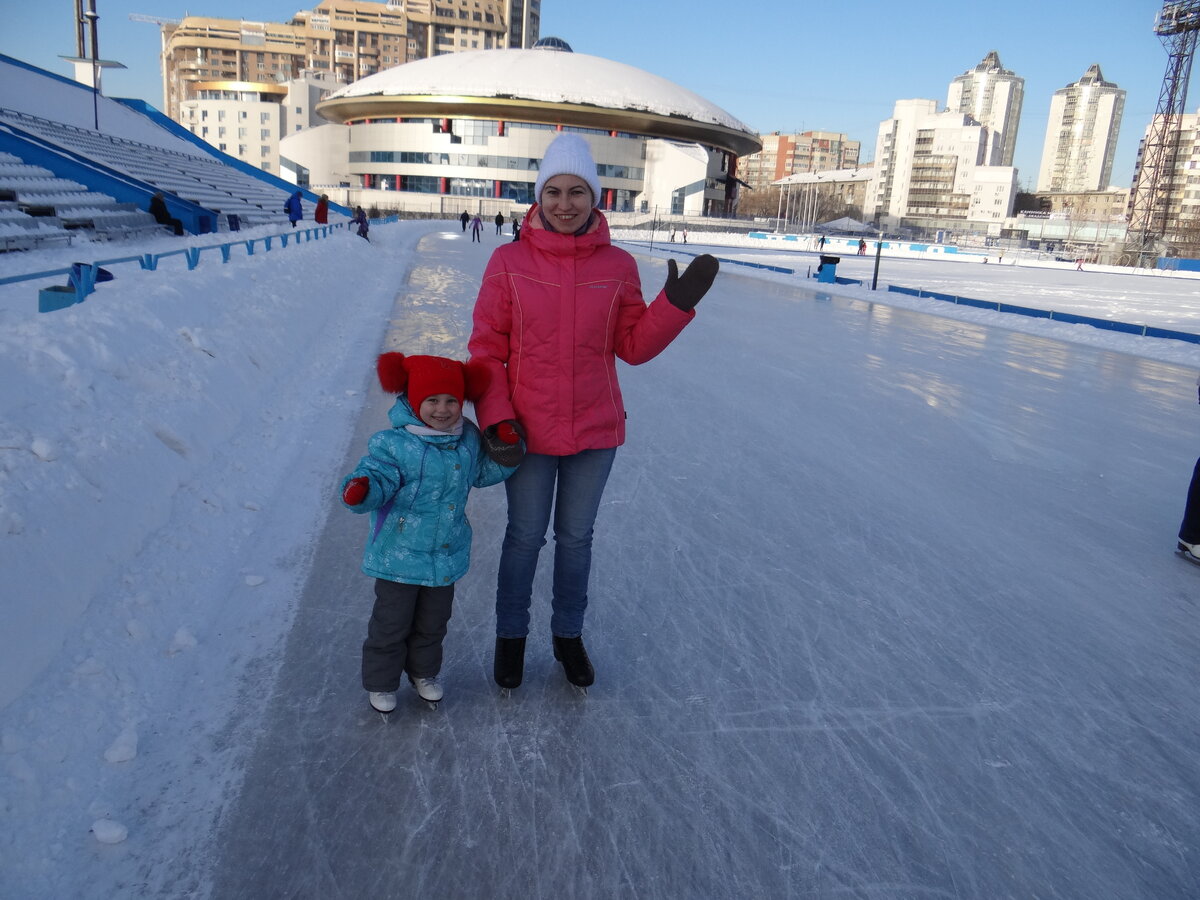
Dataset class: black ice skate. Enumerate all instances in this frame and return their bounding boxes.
[494,636,526,689]
[552,635,594,690]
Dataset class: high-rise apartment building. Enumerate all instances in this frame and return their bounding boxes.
[946,50,1024,168]
[160,0,539,119]
[160,0,539,172]
[1128,110,1200,236]
[738,131,861,193]
[1035,64,1125,193]
[866,98,1016,229]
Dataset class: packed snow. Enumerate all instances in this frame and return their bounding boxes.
[2,219,1199,898]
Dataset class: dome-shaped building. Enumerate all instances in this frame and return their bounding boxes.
[288,46,760,217]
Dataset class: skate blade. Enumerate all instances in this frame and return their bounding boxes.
[423,700,439,711]
[1176,549,1200,566]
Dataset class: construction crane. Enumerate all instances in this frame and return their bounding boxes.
[128,13,181,26]
[129,13,182,116]
[1124,1,1200,267]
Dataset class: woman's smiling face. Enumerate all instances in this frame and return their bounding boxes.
[540,175,593,232]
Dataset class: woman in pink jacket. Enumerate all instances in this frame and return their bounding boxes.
[469,133,719,691]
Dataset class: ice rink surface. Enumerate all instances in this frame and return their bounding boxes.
[207,233,1200,899]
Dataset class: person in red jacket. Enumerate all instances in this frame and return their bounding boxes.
[468,133,719,691]
[314,194,329,225]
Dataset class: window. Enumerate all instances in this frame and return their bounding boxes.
[261,112,271,124]
[261,129,271,139]
[218,110,226,122]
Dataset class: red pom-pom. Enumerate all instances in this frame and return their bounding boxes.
[377,352,408,394]
[464,359,491,402]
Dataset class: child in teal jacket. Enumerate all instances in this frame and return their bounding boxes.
[341,352,523,713]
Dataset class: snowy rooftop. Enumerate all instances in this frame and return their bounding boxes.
[324,47,756,137]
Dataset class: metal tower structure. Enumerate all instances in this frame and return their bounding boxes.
[1125,1,1200,266]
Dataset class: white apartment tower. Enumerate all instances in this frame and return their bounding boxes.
[1035,64,1125,193]
[947,50,1024,167]
[867,98,1016,229]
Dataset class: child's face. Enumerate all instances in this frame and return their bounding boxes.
[418,393,462,432]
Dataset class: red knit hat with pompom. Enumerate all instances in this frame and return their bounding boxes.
[376,352,489,408]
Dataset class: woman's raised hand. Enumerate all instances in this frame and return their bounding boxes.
[663,255,719,312]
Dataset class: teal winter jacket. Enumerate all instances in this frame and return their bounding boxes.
[341,396,515,586]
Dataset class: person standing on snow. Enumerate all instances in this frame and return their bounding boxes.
[460,210,470,232]
[351,206,370,241]
[495,211,505,235]
[285,191,303,227]
[470,215,483,243]
[314,194,329,225]
[1178,377,1200,565]
[468,133,720,691]
[339,353,520,714]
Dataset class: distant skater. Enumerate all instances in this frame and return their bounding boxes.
[495,211,505,235]
[460,210,470,232]
[471,215,482,243]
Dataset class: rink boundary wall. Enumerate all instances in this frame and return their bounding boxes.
[886,285,1200,345]
[0,218,397,312]
[619,241,1200,347]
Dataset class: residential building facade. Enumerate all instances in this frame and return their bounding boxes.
[946,50,1024,167]
[1128,109,1200,237]
[1035,64,1125,193]
[738,131,861,194]
[161,0,540,169]
[866,98,1017,232]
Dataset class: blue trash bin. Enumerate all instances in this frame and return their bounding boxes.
[816,255,840,284]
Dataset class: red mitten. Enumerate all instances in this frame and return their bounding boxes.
[342,477,369,506]
[495,421,521,445]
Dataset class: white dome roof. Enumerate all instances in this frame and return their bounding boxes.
[325,48,754,137]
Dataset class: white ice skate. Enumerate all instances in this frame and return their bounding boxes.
[410,676,443,707]
[368,691,397,714]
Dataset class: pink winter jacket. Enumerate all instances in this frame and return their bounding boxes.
[468,206,694,456]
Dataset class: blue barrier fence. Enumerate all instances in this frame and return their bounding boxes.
[624,243,863,284]
[887,285,1200,345]
[0,219,391,313]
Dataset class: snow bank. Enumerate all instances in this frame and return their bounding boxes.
[0,221,437,894]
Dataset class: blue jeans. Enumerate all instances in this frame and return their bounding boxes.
[495,448,617,638]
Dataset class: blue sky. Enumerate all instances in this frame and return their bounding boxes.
[0,0,1177,189]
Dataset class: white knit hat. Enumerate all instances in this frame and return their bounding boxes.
[534,133,602,207]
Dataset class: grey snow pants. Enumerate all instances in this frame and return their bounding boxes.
[361,578,454,692]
